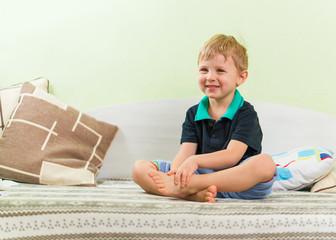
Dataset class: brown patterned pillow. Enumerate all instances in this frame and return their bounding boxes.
[0,77,49,136]
[0,82,118,186]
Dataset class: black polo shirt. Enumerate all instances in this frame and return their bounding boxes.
[180,90,262,172]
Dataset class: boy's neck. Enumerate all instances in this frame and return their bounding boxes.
[207,94,235,121]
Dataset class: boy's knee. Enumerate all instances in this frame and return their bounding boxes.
[253,153,276,181]
[132,160,155,183]
[132,160,145,182]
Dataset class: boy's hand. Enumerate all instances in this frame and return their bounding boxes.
[170,156,198,187]
[167,169,177,176]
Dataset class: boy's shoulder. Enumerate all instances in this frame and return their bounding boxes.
[234,101,259,120]
[185,102,200,114]
[240,101,257,113]
[240,100,256,111]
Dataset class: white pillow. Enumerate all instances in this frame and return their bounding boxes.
[0,77,49,136]
[311,152,336,193]
[272,147,334,191]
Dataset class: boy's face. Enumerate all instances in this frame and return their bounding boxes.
[198,53,247,102]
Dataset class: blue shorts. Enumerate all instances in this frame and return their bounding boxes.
[151,158,278,200]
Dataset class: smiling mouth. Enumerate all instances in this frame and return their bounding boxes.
[206,85,220,89]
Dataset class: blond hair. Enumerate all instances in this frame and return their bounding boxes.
[198,34,248,72]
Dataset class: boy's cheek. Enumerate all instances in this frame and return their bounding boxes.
[198,78,205,88]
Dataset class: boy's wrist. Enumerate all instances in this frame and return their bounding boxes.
[188,155,200,167]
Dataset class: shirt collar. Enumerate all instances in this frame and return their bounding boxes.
[194,90,244,121]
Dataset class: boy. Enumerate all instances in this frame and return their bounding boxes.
[132,34,278,203]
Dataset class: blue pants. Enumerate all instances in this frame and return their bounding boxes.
[151,158,278,200]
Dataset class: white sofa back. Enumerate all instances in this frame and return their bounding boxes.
[86,98,336,179]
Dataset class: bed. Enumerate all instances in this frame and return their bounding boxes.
[1,81,336,239]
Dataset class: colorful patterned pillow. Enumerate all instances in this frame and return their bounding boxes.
[272,147,334,191]
[0,77,49,136]
[311,154,336,193]
[0,82,118,186]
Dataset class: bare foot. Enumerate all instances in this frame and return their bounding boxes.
[148,170,190,198]
[148,170,217,203]
[187,185,217,203]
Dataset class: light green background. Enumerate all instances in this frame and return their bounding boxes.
[1,0,335,115]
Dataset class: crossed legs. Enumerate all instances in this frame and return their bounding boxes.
[132,160,217,202]
[132,153,275,203]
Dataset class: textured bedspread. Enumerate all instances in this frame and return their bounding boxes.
[1,179,336,239]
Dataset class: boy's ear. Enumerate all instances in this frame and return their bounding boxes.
[237,70,248,86]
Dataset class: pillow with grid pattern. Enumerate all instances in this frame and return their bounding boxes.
[0,77,49,136]
[0,82,118,186]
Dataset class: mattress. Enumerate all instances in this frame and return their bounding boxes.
[1,179,336,239]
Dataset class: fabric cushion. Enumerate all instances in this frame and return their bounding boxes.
[311,154,336,193]
[272,147,334,191]
[0,77,49,135]
[0,82,118,186]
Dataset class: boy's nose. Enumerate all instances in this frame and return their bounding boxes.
[206,71,216,81]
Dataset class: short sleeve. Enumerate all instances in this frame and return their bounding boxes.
[231,103,262,153]
[180,106,199,144]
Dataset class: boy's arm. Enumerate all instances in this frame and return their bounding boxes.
[175,140,247,187]
[194,140,247,169]
[170,142,198,171]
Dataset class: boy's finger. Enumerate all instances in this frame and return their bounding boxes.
[184,175,190,186]
[167,170,176,176]
[174,172,180,185]
[181,172,187,187]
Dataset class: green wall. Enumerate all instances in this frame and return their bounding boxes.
[1,0,335,115]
